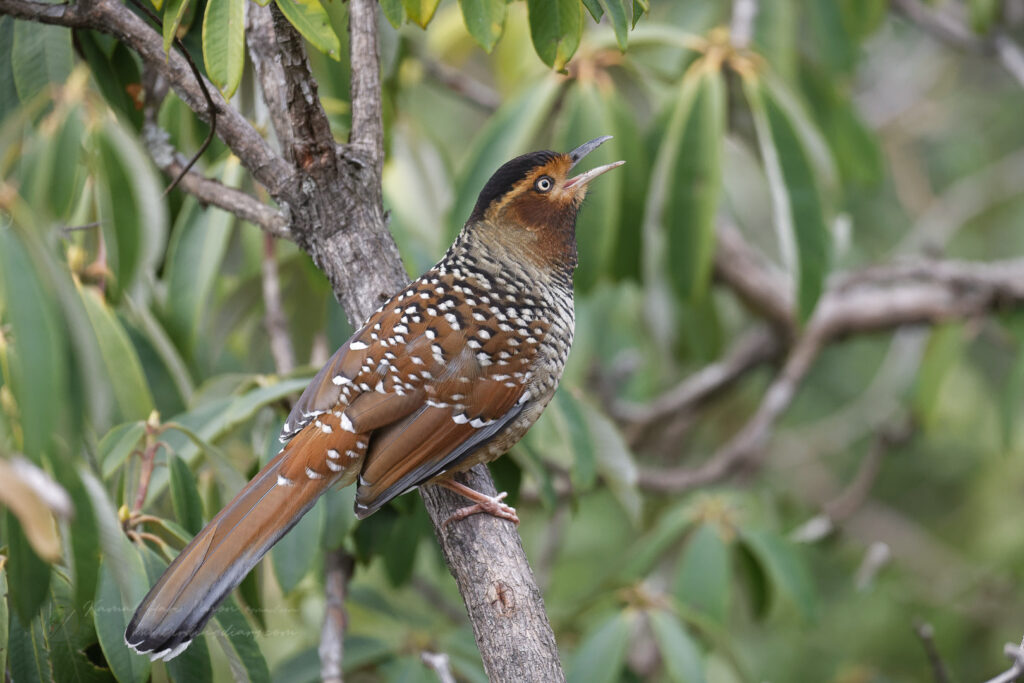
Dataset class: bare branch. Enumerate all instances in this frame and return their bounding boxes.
[639,256,1024,493]
[348,0,385,173]
[914,620,953,683]
[320,549,354,683]
[0,0,296,198]
[421,652,457,683]
[140,67,290,238]
[418,51,501,112]
[714,223,796,336]
[611,326,782,427]
[984,638,1024,683]
[893,0,1024,89]
[262,234,297,373]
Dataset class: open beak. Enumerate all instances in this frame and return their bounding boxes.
[564,135,625,190]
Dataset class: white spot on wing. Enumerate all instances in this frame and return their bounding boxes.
[350,340,369,350]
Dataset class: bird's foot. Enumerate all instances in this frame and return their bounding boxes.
[443,491,520,527]
[439,480,520,527]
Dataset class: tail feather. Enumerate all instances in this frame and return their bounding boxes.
[125,416,362,659]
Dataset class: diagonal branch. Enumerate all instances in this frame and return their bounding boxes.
[139,66,290,238]
[0,0,295,199]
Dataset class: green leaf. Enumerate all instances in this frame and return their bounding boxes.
[745,76,831,320]
[163,0,191,52]
[583,398,641,524]
[144,377,310,502]
[1001,342,1024,450]
[0,17,19,122]
[272,496,325,594]
[619,500,694,580]
[94,119,169,296]
[647,61,725,303]
[203,0,246,97]
[98,421,146,478]
[0,227,67,459]
[275,0,341,59]
[50,462,101,615]
[674,523,731,624]
[582,0,603,22]
[567,611,632,683]
[403,0,441,28]
[95,555,151,683]
[4,509,51,624]
[169,453,206,536]
[912,324,965,429]
[380,0,404,27]
[163,158,242,354]
[77,32,143,127]
[11,21,71,103]
[45,571,111,683]
[76,283,155,422]
[526,0,583,70]
[557,388,596,490]
[449,77,562,239]
[738,528,817,621]
[211,598,272,683]
[8,607,53,682]
[458,0,506,52]
[597,0,630,50]
[648,610,706,683]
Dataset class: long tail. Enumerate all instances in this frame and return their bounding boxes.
[125,416,362,661]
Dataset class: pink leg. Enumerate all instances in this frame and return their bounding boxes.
[439,479,520,527]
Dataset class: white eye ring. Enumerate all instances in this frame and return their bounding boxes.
[535,176,553,192]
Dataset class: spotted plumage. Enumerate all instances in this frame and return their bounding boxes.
[125,137,624,661]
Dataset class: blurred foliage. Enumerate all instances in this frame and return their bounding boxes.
[2,0,1024,681]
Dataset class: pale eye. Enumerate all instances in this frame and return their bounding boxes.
[534,175,553,193]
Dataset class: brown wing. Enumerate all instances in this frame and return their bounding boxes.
[280,269,548,516]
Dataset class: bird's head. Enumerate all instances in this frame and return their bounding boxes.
[465,136,624,273]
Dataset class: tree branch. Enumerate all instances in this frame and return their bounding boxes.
[139,64,291,239]
[639,256,1024,493]
[347,0,384,174]
[893,0,1024,89]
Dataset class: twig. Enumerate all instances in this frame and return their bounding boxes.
[822,418,913,523]
[729,0,758,50]
[714,222,796,337]
[124,0,217,197]
[320,549,354,683]
[421,652,456,683]
[639,255,1024,493]
[140,65,291,239]
[913,620,953,683]
[893,0,1024,89]
[418,51,501,112]
[610,326,781,428]
[984,638,1024,683]
[261,234,297,373]
[0,0,295,198]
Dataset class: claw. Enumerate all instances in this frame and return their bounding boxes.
[443,491,520,527]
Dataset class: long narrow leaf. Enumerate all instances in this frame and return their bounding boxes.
[203,0,246,97]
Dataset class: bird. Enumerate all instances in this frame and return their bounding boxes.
[124,136,624,661]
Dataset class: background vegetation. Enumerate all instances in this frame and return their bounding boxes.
[2,0,1024,680]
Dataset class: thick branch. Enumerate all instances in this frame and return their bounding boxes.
[714,223,796,336]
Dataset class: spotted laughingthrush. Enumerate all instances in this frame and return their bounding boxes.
[124,136,624,660]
